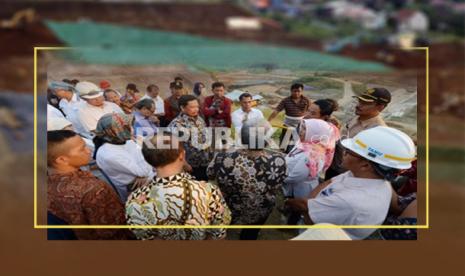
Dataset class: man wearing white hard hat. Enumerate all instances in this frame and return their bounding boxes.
[75,81,123,136]
[285,126,416,240]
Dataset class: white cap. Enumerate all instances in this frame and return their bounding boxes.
[291,224,352,240]
[47,117,73,131]
[75,81,104,99]
[341,126,416,169]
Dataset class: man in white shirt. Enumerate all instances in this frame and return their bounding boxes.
[49,81,87,135]
[75,81,123,137]
[231,92,264,134]
[141,84,165,116]
[47,104,64,119]
[141,84,166,127]
[285,126,416,240]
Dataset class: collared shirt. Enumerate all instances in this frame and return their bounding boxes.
[231,108,264,133]
[48,170,132,240]
[207,150,287,225]
[57,94,88,135]
[77,101,123,134]
[133,111,158,137]
[341,115,386,139]
[168,113,211,167]
[307,171,392,240]
[126,172,231,240]
[276,96,311,118]
[58,93,80,117]
[47,104,64,119]
[96,140,156,202]
[140,95,165,115]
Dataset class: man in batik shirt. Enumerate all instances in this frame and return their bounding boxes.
[126,134,231,240]
[168,95,211,181]
[47,130,132,240]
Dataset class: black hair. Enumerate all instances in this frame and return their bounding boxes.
[314,99,339,117]
[103,89,119,98]
[239,92,253,101]
[147,84,159,92]
[211,82,225,90]
[142,134,184,168]
[126,83,138,91]
[193,82,205,96]
[48,130,77,144]
[174,76,183,82]
[47,130,78,166]
[135,99,155,110]
[291,83,304,91]
[178,95,198,108]
[241,122,269,150]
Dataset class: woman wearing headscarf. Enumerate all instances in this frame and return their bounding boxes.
[283,119,339,224]
[93,113,155,202]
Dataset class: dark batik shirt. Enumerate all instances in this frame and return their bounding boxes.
[207,150,287,224]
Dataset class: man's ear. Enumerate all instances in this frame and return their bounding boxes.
[54,155,68,167]
[376,103,387,112]
[178,149,185,162]
[359,159,372,172]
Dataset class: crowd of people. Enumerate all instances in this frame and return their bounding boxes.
[46,76,418,240]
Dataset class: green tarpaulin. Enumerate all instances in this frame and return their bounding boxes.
[45,20,390,72]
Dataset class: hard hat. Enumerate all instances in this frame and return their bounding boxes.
[47,117,73,131]
[341,126,416,169]
[75,81,103,99]
[291,224,351,240]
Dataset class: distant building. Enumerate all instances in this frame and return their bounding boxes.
[393,9,429,33]
[325,0,386,29]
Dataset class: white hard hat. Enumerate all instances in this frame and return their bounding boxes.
[291,224,351,240]
[75,81,103,99]
[341,126,416,169]
[47,117,73,131]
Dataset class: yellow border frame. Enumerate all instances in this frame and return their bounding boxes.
[34,46,429,230]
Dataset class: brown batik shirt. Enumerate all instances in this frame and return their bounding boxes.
[48,170,133,239]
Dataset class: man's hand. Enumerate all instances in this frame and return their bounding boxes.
[149,115,160,124]
[267,110,278,122]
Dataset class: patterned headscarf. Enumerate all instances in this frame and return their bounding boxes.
[95,113,133,144]
[289,119,340,178]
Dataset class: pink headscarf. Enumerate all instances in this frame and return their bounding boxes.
[289,119,340,178]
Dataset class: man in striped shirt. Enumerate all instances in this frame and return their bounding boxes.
[268,83,311,152]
